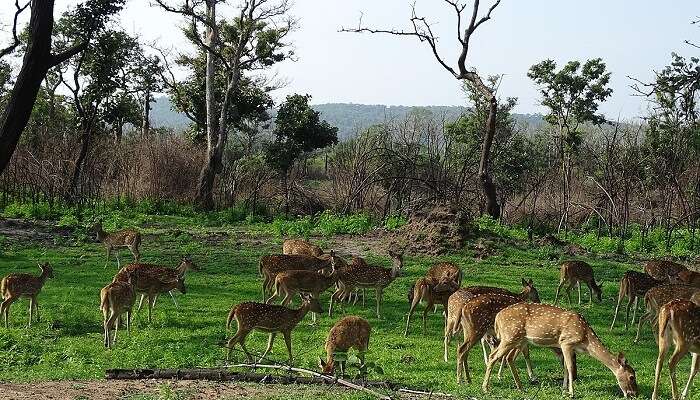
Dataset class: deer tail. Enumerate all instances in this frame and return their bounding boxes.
[226,305,237,330]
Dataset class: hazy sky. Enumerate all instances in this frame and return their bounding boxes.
[1,1,697,119]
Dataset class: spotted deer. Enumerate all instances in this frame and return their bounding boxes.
[443,280,540,362]
[258,254,342,300]
[670,269,700,288]
[319,315,371,376]
[114,267,186,323]
[554,260,603,306]
[634,284,700,343]
[652,299,700,400]
[100,274,137,348]
[93,221,141,268]
[282,239,323,257]
[0,263,54,328]
[693,291,700,305]
[645,260,688,282]
[455,293,571,385]
[329,250,404,319]
[114,257,199,308]
[482,303,638,398]
[610,270,664,331]
[405,262,462,336]
[225,296,323,363]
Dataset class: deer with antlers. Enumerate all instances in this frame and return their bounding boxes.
[405,262,462,336]
[611,270,664,331]
[482,303,638,398]
[329,250,403,319]
[554,260,603,306]
[114,257,199,309]
[225,296,323,363]
[1,262,54,328]
[93,221,141,268]
[645,260,688,282]
[652,299,700,400]
[282,238,324,257]
[100,273,137,349]
[634,284,700,343]
[319,315,371,376]
[443,279,540,362]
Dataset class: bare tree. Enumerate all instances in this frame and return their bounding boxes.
[340,0,502,218]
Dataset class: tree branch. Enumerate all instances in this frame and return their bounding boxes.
[49,42,88,68]
[0,0,30,59]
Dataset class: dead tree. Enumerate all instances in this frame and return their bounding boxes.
[341,0,502,218]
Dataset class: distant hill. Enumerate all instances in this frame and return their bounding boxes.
[150,97,544,139]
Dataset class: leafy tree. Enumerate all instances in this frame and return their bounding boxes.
[102,92,141,142]
[528,58,613,232]
[265,94,338,215]
[132,53,164,137]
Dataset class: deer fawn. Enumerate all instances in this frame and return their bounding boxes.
[611,270,663,331]
[634,284,700,343]
[100,274,137,348]
[482,303,638,398]
[645,260,688,282]
[652,299,700,400]
[405,262,462,336]
[319,315,371,376]
[554,260,603,305]
[443,280,540,362]
[1,262,54,328]
[670,269,700,288]
[329,250,403,319]
[282,239,323,257]
[258,254,341,300]
[225,296,323,363]
[93,221,141,268]
[114,257,199,308]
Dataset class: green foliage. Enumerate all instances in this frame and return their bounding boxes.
[475,215,528,240]
[268,211,374,237]
[383,213,407,231]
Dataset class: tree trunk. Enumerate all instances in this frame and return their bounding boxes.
[70,129,92,198]
[0,1,55,176]
[479,96,500,219]
[141,90,151,136]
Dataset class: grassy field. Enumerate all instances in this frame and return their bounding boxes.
[0,216,697,400]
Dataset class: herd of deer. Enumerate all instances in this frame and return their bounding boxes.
[1,223,699,399]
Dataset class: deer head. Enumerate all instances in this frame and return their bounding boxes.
[388,250,404,277]
[520,278,540,303]
[612,353,638,398]
[38,262,54,279]
[301,295,324,314]
[179,256,200,275]
[174,276,186,294]
[319,356,335,374]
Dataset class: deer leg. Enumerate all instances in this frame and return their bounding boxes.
[1,297,15,328]
[130,245,140,262]
[631,296,639,325]
[482,343,514,393]
[126,310,131,336]
[283,331,293,365]
[669,344,689,400]
[27,297,34,327]
[33,297,39,323]
[682,352,698,399]
[520,345,536,382]
[554,280,565,305]
[404,286,421,337]
[105,247,112,269]
[116,251,121,268]
[361,289,366,307]
[258,333,277,363]
[506,348,523,391]
[106,311,119,348]
[634,310,651,343]
[623,295,633,331]
[456,336,478,384]
[375,288,381,319]
[565,283,574,306]
[577,281,582,305]
[652,329,670,400]
[168,291,178,308]
[611,287,624,330]
[147,294,155,323]
[422,298,433,335]
[562,346,576,397]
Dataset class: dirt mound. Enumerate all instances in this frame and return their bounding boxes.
[0,218,74,244]
[385,206,472,255]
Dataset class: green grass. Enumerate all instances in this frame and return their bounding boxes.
[0,220,697,400]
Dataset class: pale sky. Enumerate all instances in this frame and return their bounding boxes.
[1,1,698,119]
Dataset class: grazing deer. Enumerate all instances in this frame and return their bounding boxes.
[455,293,572,385]
[611,270,664,331]
[258,253,342,300]
[319,315,371,376]
[100,274,137,349]
[225,296,323,363]
[329,250,404,319]
[444,280,540,362]
[634,284,700,343]
[0,263,54,328]
[652,299,700,400]
[405,262,462,336]
[554,260,603,305]
[93,221,141,268]
[282,239,323,257]
[482,303,638,398]
[645,260,688,282]
[670,269,700,288]
[114,257,199,308]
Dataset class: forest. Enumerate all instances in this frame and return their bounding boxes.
[0,1,699,400]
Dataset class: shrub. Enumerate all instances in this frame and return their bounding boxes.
[384,213,407,231]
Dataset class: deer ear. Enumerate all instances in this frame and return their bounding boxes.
[617,352,627,366]
[521,278,527,286]
[528,279,533,285]
[319,357,326,368]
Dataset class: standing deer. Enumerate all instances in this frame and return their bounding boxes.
[634,284,700,343]
[482,303,638,398]
[100,274,136,348]
[225,296,323,363]
[114,257,199,308]
[652,299,700,400]
[329,250,403,319]
[405,262,462,336]
[282,239,323,257]
[319,315,370,376]
[93,221,141,268]
[258,253,342,300]
[610,270,663,331]
[0,262,54,328]
[670,269,700,288]
[645,260,688,282]
[443,280,540,362]
[554,260,603,305]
